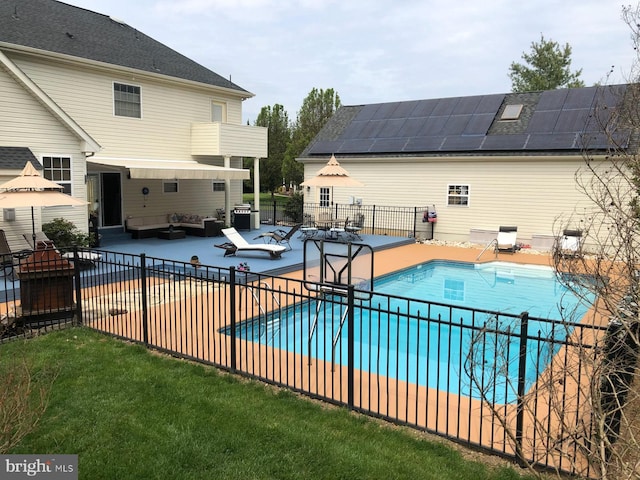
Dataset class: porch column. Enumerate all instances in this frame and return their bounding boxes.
[224,155,231,223]
[253,157,260,230]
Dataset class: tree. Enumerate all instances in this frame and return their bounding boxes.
[282,88,341,185]
[509,34,585,92]
[254,104,291,194]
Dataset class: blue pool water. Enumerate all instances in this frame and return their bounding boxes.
[228,261,595,403]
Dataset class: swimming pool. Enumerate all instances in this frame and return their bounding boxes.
[226,260,595,403]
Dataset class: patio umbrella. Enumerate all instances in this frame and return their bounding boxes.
[300,154,364,205]
[0,162,87,247]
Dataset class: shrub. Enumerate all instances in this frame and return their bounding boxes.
[284,192,304,223]
[42,218,89,251]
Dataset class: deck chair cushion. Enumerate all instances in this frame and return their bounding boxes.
[219,228,286,259]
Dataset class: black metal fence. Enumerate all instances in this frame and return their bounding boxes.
[259,202,434,239]
[0,247,605,477]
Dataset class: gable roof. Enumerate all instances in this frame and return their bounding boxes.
[0,0,250,96]
[303,85,630,158]
[0,147,40,170]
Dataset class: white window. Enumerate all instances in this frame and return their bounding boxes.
[114,82,141,118]
[447,184,469,206]
[212,181,225,192]
[319,187,330,207]
[163,181,178,194]
[42,156,72,194]
[211,102,226,122]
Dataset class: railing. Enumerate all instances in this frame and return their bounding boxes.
[0,247,607,478]
[258,202,434,239]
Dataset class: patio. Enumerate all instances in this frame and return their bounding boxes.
[97,225,416,276]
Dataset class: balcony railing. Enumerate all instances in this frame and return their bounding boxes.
[191,122,267,158]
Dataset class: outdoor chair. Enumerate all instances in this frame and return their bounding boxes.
[554,229,583,259]
[329,217,348,240]
[345,213,365,241]
[254,223,302,251]
[494,226,519,253]
[216,227,286,259]
[23,231,52,250]
[0,229,31,279]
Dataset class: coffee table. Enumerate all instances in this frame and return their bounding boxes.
[158,229,186,240]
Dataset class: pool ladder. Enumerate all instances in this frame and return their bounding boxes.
[476,239,498,260]
[245,282,281,344]
[308,296,349,371]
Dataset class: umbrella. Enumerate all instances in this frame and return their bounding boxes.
[0,162,87,247]
[300,154,364,204]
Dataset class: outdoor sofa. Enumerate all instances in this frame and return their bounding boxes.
[125,213,223,239]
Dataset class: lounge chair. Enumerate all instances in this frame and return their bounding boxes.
[254,223,302,251]
[0,230,32,279]
[494,226,518,253]
[555,229,583,259]
[23,231,51,250]
[217,227,286,259]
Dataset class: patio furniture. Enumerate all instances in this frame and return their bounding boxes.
[494,226,518,253]
[329,218,348,240]
[254,223,302,251]
[216,227,286,259]
[554,229,583,259]
[345,214,364,241]
[0,229,31,279]
[158,228,186,240]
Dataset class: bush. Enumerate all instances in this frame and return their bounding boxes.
[42,218,89,251]
[283,192,304,223]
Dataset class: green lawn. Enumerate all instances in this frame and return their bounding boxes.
[3,328,536,480]
[243,192,291,205]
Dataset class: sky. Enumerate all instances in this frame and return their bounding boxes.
[62,0,635,124]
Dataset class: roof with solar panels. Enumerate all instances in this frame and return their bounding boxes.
[301,85,631,158]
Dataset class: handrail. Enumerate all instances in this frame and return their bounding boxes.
[475,239,497,261]
[307,298,325,364]
[331,305,349,370]
[246,281,280,315]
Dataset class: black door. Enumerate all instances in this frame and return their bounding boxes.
[101,172,122,227]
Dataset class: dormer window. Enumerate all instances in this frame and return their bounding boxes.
[500,104,523,121]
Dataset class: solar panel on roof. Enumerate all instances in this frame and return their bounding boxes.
[354,104,381,121]
[399,117,427,137]
[404,136,446,152]
[442,136,484,150]
[536,89,568,110]
[527,111,560,133]
[389,100,420,118]
[443,115,472,135]
[564,88,596,109]
[481,134,529,150]
[308,140,344,155]
[358,120,386,138]
[372,102,401,120]
[555,109,590,133]
[337,139,377,153]
[378,118,407,138]
[526,133,578,150]
[410,99,439,117]
[431,97,459,116]
[475,94,505,113]
[451,96,482,115]
[417,117,447,137]
[340,121,369,140]
[369,138,409,152]
[464,114,494,135]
